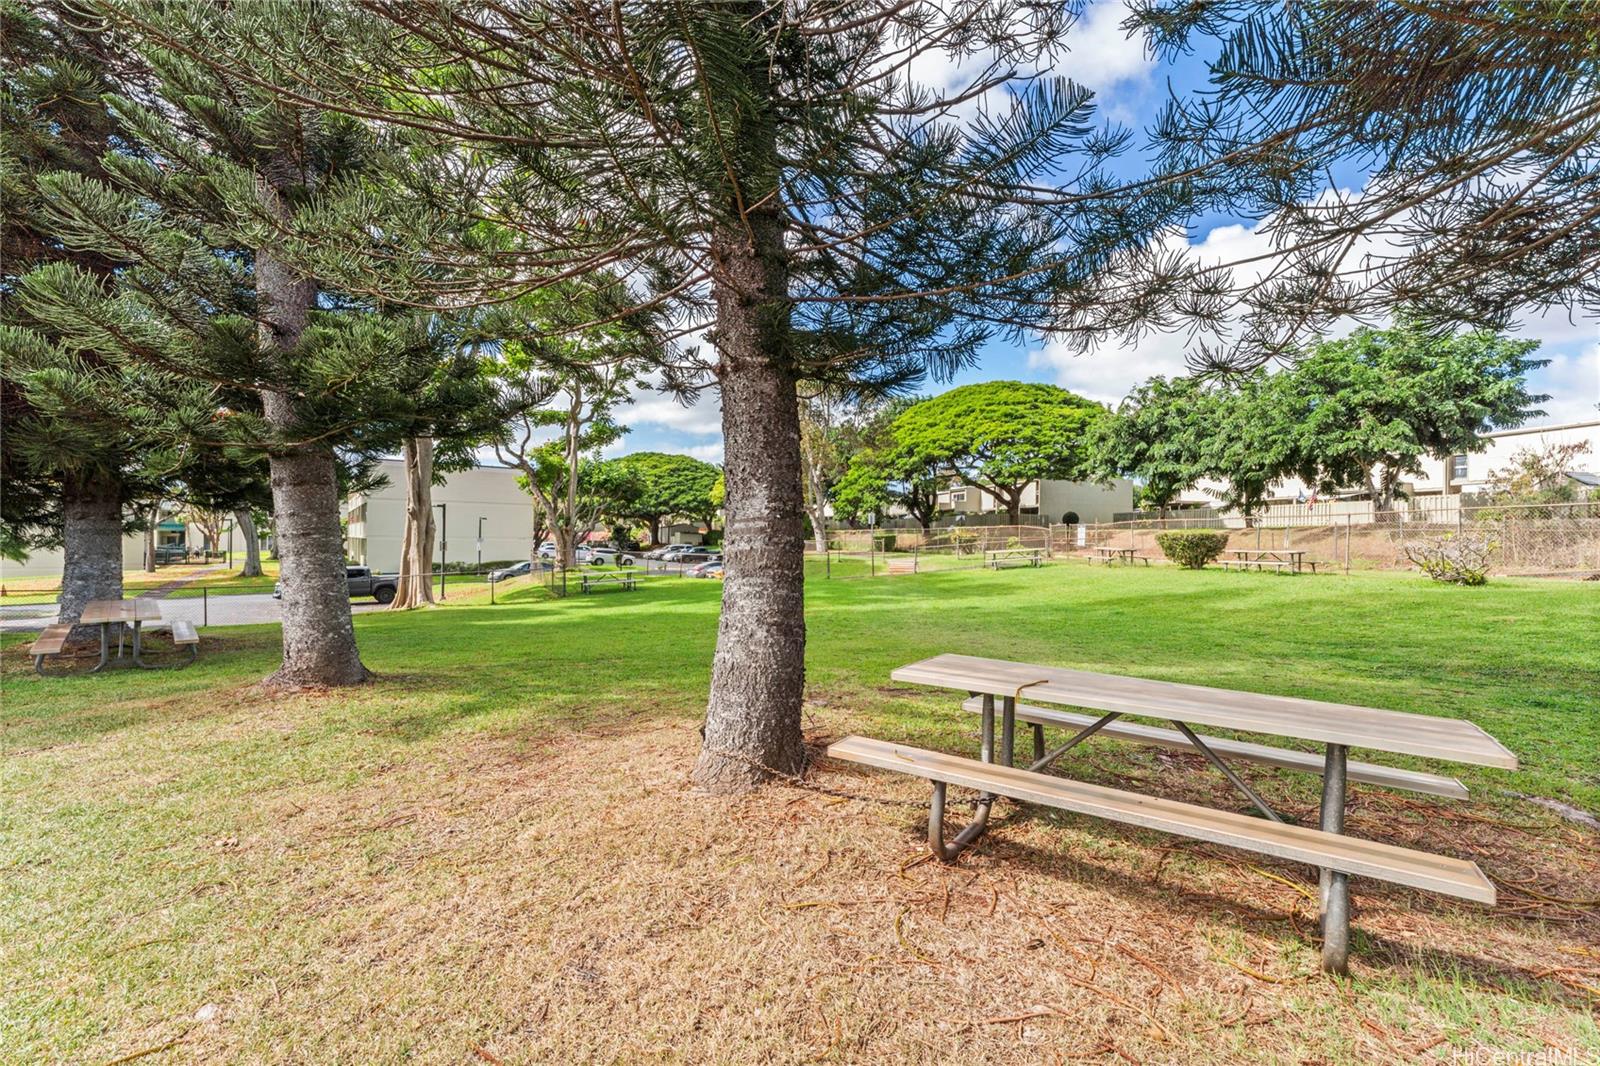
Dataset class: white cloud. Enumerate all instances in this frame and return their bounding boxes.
[1535,342,1600,425]
[616,380,722,436]
[902,1,1153,126]
[682,441,725,463]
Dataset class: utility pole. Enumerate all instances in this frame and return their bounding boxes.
[435,502,447,600]
[477,516,486,574]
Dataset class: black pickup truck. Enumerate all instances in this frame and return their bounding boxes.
[273,565,400,604]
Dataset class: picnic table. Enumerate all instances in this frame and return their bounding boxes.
[579,568,640,594]
[1220,548,1314,573]
[81,598,164,671]
[1089,546,1148,566]
[983,547,1042,569]
[829,652,1515,973]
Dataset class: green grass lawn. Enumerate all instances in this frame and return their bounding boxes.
[3,564,1597,1063]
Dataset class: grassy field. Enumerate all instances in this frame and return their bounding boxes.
[3,564,1597,1063]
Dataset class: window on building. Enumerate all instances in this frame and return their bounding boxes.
[1450,454,1469,480]
[951,491,967,504]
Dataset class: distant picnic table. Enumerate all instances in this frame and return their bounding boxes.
[580,568,641,594]
[1220,548,1315,573]
[983,547,1042,569]
[1089,546,1147,566]
[829,652,1515,974]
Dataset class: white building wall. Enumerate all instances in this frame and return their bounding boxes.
[1037,479,1136,524]
[346,460,540,572]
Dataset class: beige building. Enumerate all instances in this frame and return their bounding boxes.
[345,460,540,572]
[0,513,227,580]
[936,478,1136,524]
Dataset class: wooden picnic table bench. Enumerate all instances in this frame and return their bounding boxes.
[28,623,73,675]
[1090,546,1148,566]
[983,548,1042,569]
[580,568,640,594]
[829,652,1515,973]
[1219,549,1318,574]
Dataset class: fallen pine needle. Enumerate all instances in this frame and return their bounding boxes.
[101,1032,190,1066]
[894,908,941,966]
[470,1045,505,1065]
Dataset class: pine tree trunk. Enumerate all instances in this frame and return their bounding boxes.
[257,150,368,687]
[235,509,263,577]
[59,469,124,639]
[390,436,437,609]
[693,219,807,793]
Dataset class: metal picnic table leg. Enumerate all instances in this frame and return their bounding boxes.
[131,620,144,667]
[929,693,998,862]
[91,621,112,673]
[1319,743,1351,975]
[1000,696,1016,767]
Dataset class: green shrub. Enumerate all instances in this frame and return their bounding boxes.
[1154,530,1229,569]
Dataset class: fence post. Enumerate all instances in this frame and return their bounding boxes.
[826,551,831,579]
[203,587,208,628]
[913,545,919,574]
[1344,514,1351,574]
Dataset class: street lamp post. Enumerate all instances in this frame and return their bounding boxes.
[435,502,447,600]
[477,516,486,574]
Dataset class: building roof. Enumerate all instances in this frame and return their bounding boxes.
[1566,471,1600,488]
[1484,418,1600,439]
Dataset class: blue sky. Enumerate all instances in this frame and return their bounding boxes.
[607,2,1599,464]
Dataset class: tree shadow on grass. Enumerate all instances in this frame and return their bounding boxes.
[867,794,1595,1012]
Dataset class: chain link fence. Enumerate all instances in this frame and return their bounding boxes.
[821,502,1600,579]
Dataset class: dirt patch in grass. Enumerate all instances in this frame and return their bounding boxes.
[42,716,1588,1065]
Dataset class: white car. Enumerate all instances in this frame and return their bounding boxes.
[587,546,638,567]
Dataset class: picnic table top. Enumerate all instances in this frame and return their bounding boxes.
[1224,548,1305,556]
[81,598,164,624]
[1092,546,1136,553]
[889,653,1517,769]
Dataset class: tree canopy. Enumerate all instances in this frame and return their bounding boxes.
[604,452,722,546]
[882,382,1105,524]
[1278,319,1547,512]
[1089,376,1217,517]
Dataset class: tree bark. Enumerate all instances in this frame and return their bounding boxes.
[257,150,368,687]
[693,217,807,793]
[59,469,124,639]
[390,436,437,609]
[235,508,263,577]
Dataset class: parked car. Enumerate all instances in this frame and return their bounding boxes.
[645,543,691,560]
[673,546,720,564]
[587,546,638,567]
[273,565,399,604]
[685,556,725,578]
[488,560,533,582]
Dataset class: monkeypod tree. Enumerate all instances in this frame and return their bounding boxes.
[1277,320,1546,518]
[1090,376,1218,518]
[882,382,1105,524]
[605,452,722,547]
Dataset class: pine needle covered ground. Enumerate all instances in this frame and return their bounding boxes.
[3,565,1597,1063]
